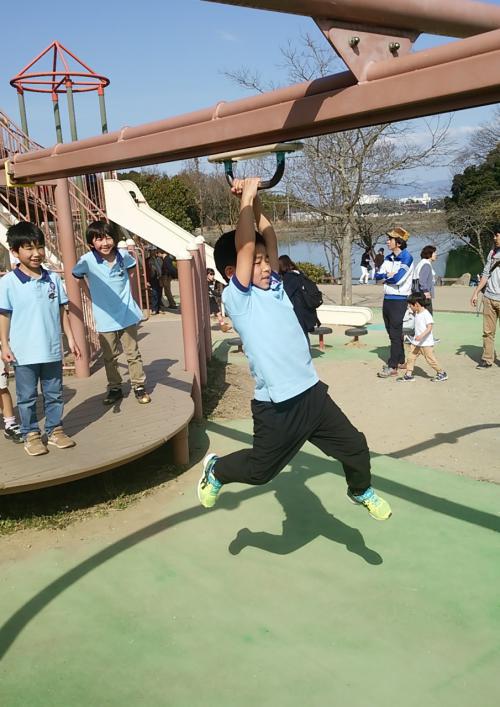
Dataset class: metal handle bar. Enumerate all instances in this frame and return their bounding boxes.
[223,151,286,190]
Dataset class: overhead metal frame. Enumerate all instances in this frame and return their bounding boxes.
[3,0,500,185]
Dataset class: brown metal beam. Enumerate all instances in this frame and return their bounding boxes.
[204,0,500,38]
[4,31,500,184]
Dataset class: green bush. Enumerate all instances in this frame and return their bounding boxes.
[445,246,483,279]
[296,261,330,283]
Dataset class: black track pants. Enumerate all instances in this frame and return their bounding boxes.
[214,382,371,494]
[382,298,408,369]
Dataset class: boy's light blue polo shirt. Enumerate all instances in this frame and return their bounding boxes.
[72,249,143,333]
[0,266,67,365]
[222,273,318,403]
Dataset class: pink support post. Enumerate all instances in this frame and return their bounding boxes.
[188,244,208,387]
[54,178,90,378]
[125,240,142,311]
[195,236,212,362]
[177,252,202,420]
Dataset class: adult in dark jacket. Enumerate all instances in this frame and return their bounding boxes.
[278,255,320,340]
[161,252,178,308]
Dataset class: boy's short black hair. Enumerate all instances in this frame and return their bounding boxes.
[6,221,45,251]
[86,219,119,246]
[408,292,427,306]
[214,230,266,283]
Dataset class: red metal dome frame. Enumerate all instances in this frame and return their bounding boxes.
[10,40,109,95]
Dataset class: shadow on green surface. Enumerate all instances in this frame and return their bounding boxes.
[227,466,382,565]
[1,419,499,661]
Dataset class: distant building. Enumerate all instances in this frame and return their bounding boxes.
[290,210,318,222]
[399,192,431,206]
[359,194,382,205]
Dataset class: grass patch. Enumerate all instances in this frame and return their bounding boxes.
[0,444,185,536]
[0,355,232,536]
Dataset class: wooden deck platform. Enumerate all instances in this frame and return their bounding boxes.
[0,315,194,495]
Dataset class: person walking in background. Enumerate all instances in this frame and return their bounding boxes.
[278,254,320,341]
[397,293,448,383]
[207,268,231,332]
[146,248,163,315]
[161,252,178,309]
[375,227,414,378]
[470,230,500,369]
[413,245,437,313]
[359,246,372,284]
[374,248,385,280]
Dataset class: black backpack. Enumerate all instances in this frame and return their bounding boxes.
[298,273,323,310]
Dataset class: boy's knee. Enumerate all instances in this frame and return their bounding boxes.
[247,462,278,486]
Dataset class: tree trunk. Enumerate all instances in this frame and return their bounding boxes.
[341,220,353,305]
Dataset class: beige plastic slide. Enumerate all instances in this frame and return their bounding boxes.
[317,304,373,326]
[103,178,223,282]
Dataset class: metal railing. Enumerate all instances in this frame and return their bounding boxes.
[0,108,106,365]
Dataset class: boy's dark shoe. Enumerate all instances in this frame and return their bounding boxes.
[134,385,151,404]
[47,426,76,449]
[4,424,23,444]
[431,371,448,382]
[103,388,123,405]
[396,373,415,383]
[377,366,397,378]
[24,431,49,457]
[476,360,492,369]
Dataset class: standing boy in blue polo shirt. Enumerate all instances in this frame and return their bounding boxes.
[198,178,392,521]
[72,220,150,405]
[0,222,81,456]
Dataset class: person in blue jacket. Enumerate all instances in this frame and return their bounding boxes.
[375,227,414,378]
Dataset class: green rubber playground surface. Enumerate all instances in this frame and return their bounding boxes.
[0,419,498,707]
[214,309,484,365]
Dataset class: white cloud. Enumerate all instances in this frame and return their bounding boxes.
[217,30,238,42]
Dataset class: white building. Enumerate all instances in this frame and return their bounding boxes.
[399,192,431,205]
[359,194,382,205]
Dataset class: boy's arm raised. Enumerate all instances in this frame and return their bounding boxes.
[253,194,279,273]
[234,178,260,288]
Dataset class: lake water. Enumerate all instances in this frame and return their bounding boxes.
[277,231,457,279]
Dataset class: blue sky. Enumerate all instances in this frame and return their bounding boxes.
[1,0,499,193]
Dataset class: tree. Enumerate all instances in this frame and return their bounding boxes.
[453,106,500,168]
[119,170,200,232]
[445,144,500,265]
[224,33,450,304]
[179,161,239,232]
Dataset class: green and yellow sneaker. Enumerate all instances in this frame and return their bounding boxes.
[347,487,392,521]
[197,453,222,508]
